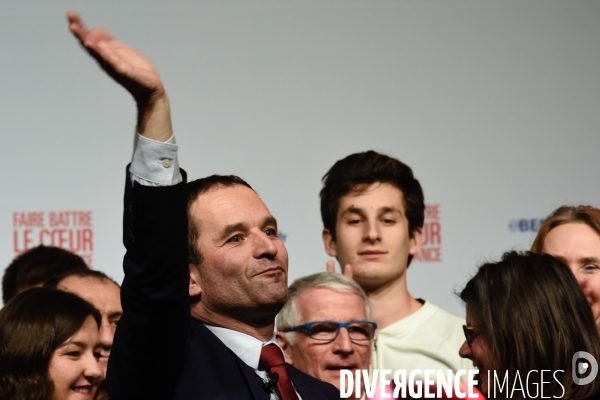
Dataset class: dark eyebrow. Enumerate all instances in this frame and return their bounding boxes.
[580,257,600,264]
[263,216,278,231]
[340,206,401,218]
[109,311,123,319]
[378,206,401,215]
[219,222,247,242]
[218,216,278,242]
[58,341,86,349]
[340,207,367,218]
[551,255,600,266]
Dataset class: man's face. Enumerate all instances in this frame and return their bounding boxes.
[323,183,422,291]
[277,287,372,399]
[189,185,289,319]
[542,222,600,329]
[57,276,122,374]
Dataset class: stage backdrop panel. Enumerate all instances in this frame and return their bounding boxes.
[2,1,599,315]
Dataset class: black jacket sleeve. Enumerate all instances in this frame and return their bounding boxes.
[107,166,190,400]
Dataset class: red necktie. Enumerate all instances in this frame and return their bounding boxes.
[259,344,300,400]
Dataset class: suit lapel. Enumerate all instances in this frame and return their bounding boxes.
[288,364,325,400]
[196,322,270,400]
[237,358,271,400]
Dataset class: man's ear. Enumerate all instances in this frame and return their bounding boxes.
[322,229,337,258]
[408,227,423,256]
[189,264,203,298]
[275,331,293,364]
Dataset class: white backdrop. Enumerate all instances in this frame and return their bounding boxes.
[2,1,599,314]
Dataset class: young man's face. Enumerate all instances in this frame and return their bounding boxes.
[323,183,422,291]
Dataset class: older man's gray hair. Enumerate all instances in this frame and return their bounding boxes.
[276,272,371,344]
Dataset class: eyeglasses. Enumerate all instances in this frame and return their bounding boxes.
[462,325,478,346]
[282,320,378,342]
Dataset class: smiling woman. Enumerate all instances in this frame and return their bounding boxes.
[531,205,600,331]
[459,252,600,400]
[0,287,103,400]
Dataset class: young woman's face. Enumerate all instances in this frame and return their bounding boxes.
[459,305,495,397]
[542,222,600,330]
[48,315,103,399]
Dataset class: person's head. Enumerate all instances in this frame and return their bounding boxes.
[186,175,289,328]
[45,269,122,373]
[320,151,424,291]
[459,251,600,399]
[0,287,103,400]
[2,245,88,304]
[275,272,374,399]
[531,205,600,329]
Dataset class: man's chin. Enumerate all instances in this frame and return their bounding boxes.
[352,270,395,292]
[256,283,288,307]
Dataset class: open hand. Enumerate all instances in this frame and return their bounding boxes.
[67,11,172,141]
[67,11,164,105]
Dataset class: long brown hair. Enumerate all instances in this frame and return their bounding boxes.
[531,205,600,253]
[0,287,101,400]
[460,251,600,400]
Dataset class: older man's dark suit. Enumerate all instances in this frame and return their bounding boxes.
[107,168,339,400]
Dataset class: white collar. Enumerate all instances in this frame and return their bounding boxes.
[205,325,283,369]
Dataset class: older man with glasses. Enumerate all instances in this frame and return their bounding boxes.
[276,272,376,400]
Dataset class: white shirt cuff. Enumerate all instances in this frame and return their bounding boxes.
[130,133,183,186]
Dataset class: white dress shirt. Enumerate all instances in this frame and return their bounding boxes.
[206,326,302,400]
[130,133,182,185]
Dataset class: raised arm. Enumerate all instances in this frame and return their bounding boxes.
[68,13,189,399]
[67,11,172,142]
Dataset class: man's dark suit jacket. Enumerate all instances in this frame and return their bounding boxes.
[107,168,340,400]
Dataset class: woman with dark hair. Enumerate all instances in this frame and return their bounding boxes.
[459,251,600,400]
[531,205,600,330]
[0,287,103,400]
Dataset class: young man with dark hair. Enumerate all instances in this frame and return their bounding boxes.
[2,245,88,304]
[321,150,470,377]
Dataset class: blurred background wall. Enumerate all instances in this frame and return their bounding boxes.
[2,0,599,313]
